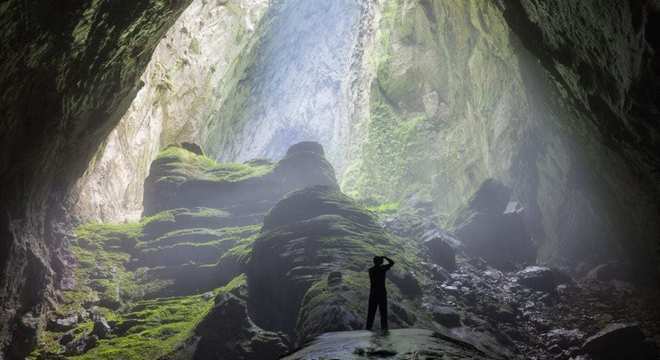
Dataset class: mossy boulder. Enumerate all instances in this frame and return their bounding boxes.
[142,142,337,217]
[192,277,289,360]
[247,185,425,343]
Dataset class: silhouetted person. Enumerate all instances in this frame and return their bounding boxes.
[366,256,395,331]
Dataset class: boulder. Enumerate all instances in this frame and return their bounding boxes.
[327,271,343,287]
[388,271,422,298]
[432,306,462,328]
[64,334,98,356]
[46,314,78,332]
[91,315,111,339]
[424,237,456,271]
[516,266,559,293]
[452,180,536,270]
[582,323,657,359]
[463,179,511,215]
[59,330,75,346]
[248,186,419,341]
[193,293,289,360]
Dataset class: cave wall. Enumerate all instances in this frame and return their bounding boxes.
[0,0,658,357]
[500,0,660,268]
[342,0,659,270]
[70,0,270,223]
[0,1,191,357]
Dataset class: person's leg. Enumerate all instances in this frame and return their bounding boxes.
[366,294,377,330]
[379,295,388,330]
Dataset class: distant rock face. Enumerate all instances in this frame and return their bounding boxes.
[281,329,501,360]
[453,179,536,270]
[343,0,660,277]
[142,141,336,216]
[203,0,375,174]
[71,0,271,223]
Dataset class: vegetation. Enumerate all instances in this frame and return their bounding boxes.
[152,146,274,185]
[34,204,259,359]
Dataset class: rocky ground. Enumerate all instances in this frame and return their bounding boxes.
[31,142,659,360]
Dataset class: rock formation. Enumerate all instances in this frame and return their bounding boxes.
[1,1,659,358]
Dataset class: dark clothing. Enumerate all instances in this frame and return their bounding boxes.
[366,262,394,330]
[366,291,388,330]
[368,264,391,294]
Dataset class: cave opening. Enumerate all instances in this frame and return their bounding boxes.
[1,1,659,359]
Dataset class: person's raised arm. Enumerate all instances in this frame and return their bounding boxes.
[382,256,395,270]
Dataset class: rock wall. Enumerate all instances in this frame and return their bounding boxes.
[0,1,193,357]
[342,0,659,271]
[71,0,270,223]
[201,0,376,173]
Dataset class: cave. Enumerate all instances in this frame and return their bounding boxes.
[1,1,659,359]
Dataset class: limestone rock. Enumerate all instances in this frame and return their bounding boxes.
[91,315,111,339]
[453,180,536,270]
[247,185,419,342]
[46,314,78,332]
[582,323,657,359]
[194,293,289,360]
[424,237,457,272]
[431,306,462,328]
[64,334,98,356]
[516,266,560,293]
[142,141,336,216]
[71,0,271,223]
[281,329,503,360]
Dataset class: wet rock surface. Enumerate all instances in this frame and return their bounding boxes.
[282,329,500,360]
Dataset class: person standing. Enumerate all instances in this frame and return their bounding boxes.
[366,255,395,331]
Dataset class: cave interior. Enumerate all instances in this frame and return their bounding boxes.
[0,1,659,359]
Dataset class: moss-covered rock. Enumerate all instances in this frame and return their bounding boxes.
[191,275,290,360]
[247,185,428,344]
[342,0,660,276]
[142,142,336,216]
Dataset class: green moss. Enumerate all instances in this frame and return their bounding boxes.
[74,222,143,246]
[72,292,214,360]
[221,234,258,266]
[153,146,273,185]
